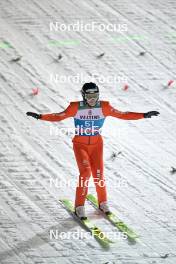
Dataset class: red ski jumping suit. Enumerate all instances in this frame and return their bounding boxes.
[41,101,144,207]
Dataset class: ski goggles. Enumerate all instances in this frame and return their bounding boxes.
[85,93,99,100]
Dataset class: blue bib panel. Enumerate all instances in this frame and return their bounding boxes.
[74,102,105,136]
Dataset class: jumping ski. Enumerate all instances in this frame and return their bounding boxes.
[59,198,114,247]
[86,194,139,241]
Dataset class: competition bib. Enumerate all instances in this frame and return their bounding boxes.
[74,102,105,136]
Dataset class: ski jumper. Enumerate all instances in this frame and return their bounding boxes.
[41,101,144,207]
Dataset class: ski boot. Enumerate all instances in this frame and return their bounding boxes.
[99,201,111,216]
[75,205,87,220]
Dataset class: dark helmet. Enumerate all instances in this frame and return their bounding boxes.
[81,82,99,102]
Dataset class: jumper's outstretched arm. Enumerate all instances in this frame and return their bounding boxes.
[26,102,78,122]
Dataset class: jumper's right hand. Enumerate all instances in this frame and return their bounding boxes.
[26,112,42,119]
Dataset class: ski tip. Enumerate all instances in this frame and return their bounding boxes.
[59,198,70,203]
[59,199,65,205]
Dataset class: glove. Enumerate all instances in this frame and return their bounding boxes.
[144,111,160,118]
[26,112,42,119]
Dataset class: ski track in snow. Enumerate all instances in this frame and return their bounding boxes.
[0,0,176,263]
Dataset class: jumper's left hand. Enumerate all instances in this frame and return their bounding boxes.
[144,111,160,118]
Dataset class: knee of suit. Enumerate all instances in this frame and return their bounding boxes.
[79,163,91,178]
[77,171,91,187]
